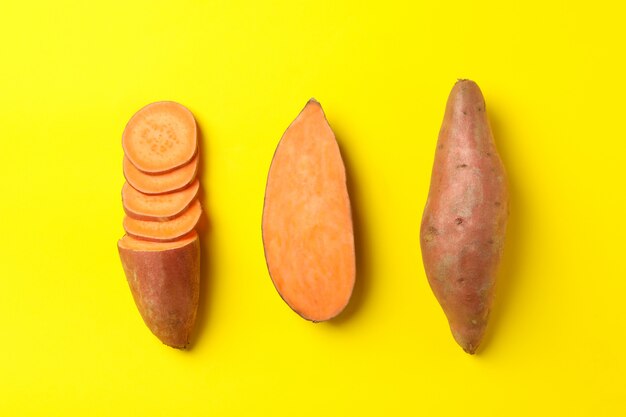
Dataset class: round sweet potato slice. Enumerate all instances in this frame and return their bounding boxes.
[122,179,200,221]
[122,101,197,173]
[123,199,202,242]
[123,153,198,195]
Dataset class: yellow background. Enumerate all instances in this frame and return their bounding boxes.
[1,0,625,415]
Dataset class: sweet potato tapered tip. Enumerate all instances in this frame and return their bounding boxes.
[420,79,508,354]
[118,232,200,349]
[463,343,477,355]
[262,100,356,322]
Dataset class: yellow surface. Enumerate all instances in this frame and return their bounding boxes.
[1,0,625,415]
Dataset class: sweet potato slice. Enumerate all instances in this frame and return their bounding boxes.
[123,153,198,195]
[122,101,197,173]
[262,99,356,322]
[420,80,509,354]
[118,231,200,348]
[122,179,200,221]
[123,199,202,241]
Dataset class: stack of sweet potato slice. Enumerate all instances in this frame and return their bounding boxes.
[117,101,202,349]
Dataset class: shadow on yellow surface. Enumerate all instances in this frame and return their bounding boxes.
[330,135,373,325]
[479,108,528,355]
[189,125,215,350]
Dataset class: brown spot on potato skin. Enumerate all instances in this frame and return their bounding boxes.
[420,79,509,354]
[422,225,439,242]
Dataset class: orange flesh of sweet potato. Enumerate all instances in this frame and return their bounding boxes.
[118,231,200,348]
[122,101,197,173]
[262,99,355,322]
[420,80,509,354]
[123,199,202,241]
[123,153,198,195]
[122,179,199,221]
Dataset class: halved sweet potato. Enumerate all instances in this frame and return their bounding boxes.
[123,199,202,241]
[122,101,197,173]
[262,99,356,322]
[123,153,198,195]
[118,231,200,348]
[122,179,200,221]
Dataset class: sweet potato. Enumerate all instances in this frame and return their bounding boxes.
[122,179,199,221]
[123,153,198,195]
[118,231,200,348]
[420,80,509,354]
[262,99,355,322]
[118,101,203,349]
[122,101,197,173]
[123,199,202,241]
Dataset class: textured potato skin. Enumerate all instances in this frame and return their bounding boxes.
[118,237,200,349]
[420,80,508,354]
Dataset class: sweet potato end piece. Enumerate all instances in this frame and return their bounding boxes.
[118,232,200,348]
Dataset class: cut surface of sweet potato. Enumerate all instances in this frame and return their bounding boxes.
[124,199,202,241]
[118,231,200,348]
[262,99,355,322]
[122,179,199,221]
[123,153,198,195]
[123,101,197,173]
[118,231,198,251]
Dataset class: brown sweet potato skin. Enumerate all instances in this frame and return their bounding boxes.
[420,80,508,354]
[118,234,200,349]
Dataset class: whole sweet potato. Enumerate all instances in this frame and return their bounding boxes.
[420,80,509,354]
